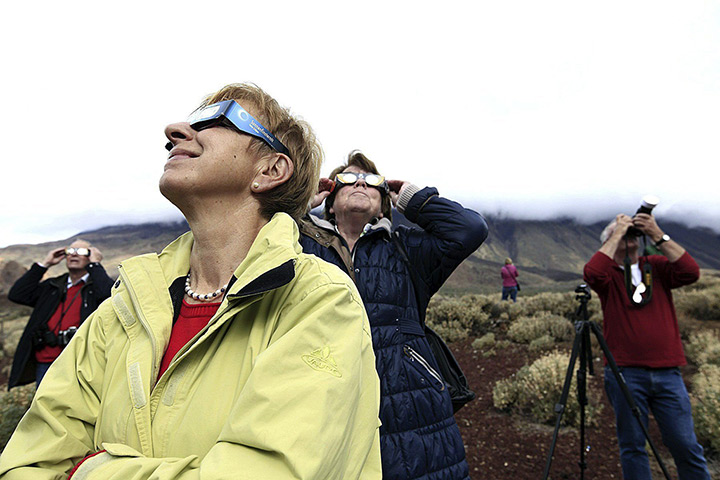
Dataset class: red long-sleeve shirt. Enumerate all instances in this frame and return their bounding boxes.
[583,251,699,368]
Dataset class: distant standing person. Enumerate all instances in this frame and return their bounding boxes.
[7,239,113,388]
[501,257,519,302]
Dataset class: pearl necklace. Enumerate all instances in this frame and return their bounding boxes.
[184,272,228,302]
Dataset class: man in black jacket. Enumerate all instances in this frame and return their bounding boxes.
[7,239,114,389]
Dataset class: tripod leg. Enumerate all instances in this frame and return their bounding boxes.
[542,322,584,480]
[589,322,673,480]
[576,327,592,479]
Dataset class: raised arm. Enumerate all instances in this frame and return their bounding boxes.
[394,184,488,296]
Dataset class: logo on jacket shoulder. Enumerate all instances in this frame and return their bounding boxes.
[302,346,342,378]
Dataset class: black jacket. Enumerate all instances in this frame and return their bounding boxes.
[7,262,114,389]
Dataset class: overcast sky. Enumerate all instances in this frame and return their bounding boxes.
[1,1,718,248]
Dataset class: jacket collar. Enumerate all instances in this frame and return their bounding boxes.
[306,213,393,238]
[117,212,301,325]
[49,272,93,290]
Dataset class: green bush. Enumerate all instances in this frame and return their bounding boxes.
[0,384,35,451]
[507,313,574,344]
[472,333,496,351]
[690,364,720,452]
[685,330,720,367]
[493,351,603,427]
[529,334,555,353]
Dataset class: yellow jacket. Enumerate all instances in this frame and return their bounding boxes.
[0,213,382,479]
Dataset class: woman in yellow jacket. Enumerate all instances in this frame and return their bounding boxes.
[0,84,382,480]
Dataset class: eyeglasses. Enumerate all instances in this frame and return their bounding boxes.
[65,247,90,257]
[332,172,389,194]
[165,100,290,156]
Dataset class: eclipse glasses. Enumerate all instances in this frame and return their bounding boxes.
[65,247,91,257]
[165,100,289,156]
[332,172,389,194]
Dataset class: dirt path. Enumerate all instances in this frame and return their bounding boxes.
[451,338,696,479]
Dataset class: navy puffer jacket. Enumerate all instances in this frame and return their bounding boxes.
[300,186,488,480]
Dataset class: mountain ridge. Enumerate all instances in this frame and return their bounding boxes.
[1,215,718,296]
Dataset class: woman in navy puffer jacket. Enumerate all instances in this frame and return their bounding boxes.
[300,151,488,480]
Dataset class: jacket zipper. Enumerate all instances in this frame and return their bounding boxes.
[118,266,158,379]
[403,345,445,390]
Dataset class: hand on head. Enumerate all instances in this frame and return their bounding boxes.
[309,178,334,209]
[387,180,406,207]
[89,246,103,264]
[611,214,634,239]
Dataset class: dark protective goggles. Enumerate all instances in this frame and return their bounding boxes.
[166,100,290,156]
[332,172,389,194]
[65,247,90,257]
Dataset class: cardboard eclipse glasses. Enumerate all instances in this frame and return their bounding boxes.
[165,100,290,156]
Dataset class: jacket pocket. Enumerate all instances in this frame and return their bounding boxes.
[403,345,445,391]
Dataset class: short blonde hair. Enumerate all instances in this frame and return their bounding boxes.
[203,83,323,221]
[505,257,513,265]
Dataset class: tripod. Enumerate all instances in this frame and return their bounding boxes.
[541,285,671,480]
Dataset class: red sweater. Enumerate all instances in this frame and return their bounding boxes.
[583,251,699,368]
[157,300,221,379]
[35,282,84,363]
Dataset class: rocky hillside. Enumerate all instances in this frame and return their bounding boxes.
[1,215,718,296]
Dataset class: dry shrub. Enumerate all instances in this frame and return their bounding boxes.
[529,334,555,353]
[493,351,603,427]
[685,330,720,367]
[518,292,580,319]
[675,282,720,321]
[0,384,35,451]
[507,313,574,344]
[1,317,28,358]
[472,333,496,351]
[487,300,525,323]
[690,364,720,452]
[427,295,491,342]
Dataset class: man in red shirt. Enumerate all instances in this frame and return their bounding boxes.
[8,239,113,388]
[584,212,710,480]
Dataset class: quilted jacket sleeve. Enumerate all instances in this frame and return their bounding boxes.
[400,187,488,297]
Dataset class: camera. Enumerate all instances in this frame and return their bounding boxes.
[575,283,591,301]
[58,327,78,346]
[32,326,59,348]
[625,195,659,237]
[31,326,78,348]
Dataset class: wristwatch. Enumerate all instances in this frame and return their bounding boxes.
[655,234,670,247]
